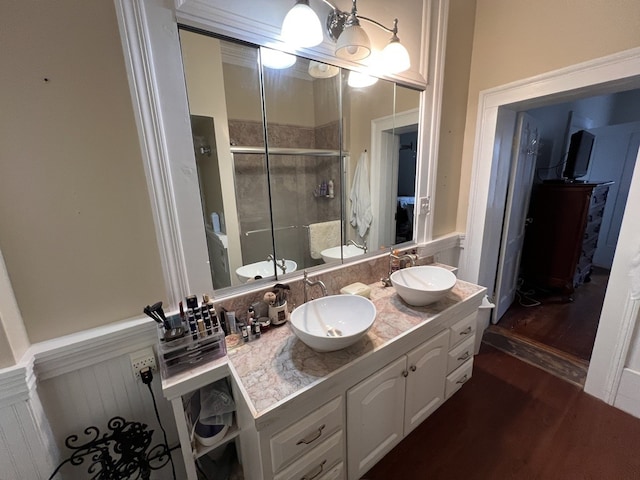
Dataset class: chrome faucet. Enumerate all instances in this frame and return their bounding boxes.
[382,250,417,287]
[347,239,368,253]
[267,254,288,274]
[303,271,328,303]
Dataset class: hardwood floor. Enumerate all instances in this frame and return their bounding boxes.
[494,267,609,362]
[364,344,640,480]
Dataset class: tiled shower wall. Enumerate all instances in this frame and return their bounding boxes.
[229,119,342,268]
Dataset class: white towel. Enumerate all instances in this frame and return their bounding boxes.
[349,151,373,238]
[308,220,341,259]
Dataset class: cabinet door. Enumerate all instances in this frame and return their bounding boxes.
[347,356,406,480]
[404,329,449,435]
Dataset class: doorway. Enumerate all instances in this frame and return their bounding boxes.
[489,93,640,375]
[460,47,640,404]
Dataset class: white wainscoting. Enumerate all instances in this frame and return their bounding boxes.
[0,317,184,480]
[0,361,57,480]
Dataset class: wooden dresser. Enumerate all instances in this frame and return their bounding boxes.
[520,181,611,299]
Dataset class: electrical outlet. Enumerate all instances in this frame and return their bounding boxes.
[130,347,157,379]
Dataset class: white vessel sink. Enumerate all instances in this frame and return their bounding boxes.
[390,265,457,306]
[290,295,376,352]
[236,259,297,283]
[320,245,365,263]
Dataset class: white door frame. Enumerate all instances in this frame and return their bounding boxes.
[459,47,640,404]
[370,108,420,250]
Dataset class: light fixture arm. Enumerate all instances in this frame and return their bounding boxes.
[324,0,400,42]
[358,16,399,37]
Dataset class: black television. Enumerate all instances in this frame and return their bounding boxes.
[563,130,595,180]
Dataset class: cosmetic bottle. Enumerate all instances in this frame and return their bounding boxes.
[227,311,237,334]
[201,306,212,335]
[328,179,334,198]
[187,310,198,340]
[241,325,249,343]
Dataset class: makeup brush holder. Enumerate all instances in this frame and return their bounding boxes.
[269,301,288,326]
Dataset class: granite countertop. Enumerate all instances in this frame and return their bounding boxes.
[227,279,485,418]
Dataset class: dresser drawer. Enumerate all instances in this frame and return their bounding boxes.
[445,358,473,399]
[274,431,343,480]
[447,336,475,375]
[449,313,477,349]
[270,396,343,473]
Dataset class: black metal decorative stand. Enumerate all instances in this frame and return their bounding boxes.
[48,416,170,480]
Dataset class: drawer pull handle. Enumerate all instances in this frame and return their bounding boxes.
[296,424,325,445]
[459,326,472,336]
[457,351,470,361]
[410,365,417,372]
[301,459,327,480]
[456,374,469,385]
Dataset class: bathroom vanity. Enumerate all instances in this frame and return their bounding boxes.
[162,278,485,479]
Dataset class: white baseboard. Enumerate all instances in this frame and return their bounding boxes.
[613,367,640,419]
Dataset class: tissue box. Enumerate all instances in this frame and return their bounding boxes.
[340,282,371,298]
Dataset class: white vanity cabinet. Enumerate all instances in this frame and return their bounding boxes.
[248,395,346,480]
[346,329,450,480]
[445,313,476,399]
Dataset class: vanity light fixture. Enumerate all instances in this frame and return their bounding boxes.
[308,60,340,78]
[261,48,297,69]
[347,70,378,88]
[280,0,411,73]
[281,0,324,48]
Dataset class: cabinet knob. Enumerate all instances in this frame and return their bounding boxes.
[296,424,325,445]
[402,370,409,377]
[301,459,327,480]
[410,365,417,372]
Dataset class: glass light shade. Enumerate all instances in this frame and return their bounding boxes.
[308,61,339,78]
[381,39,411,73]
[281,1,323,48]
[348,71,378,88]
[335,24,371,61]
[261,49,297,69]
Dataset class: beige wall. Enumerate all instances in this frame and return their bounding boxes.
[433,0,477,237]
[0,1,164,343]
[454,0,640,231]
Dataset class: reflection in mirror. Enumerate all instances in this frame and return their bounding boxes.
[178,27,422,295]
[261,49,343,271]
[391,85,420,245]
[343,78,420,254]
[179,30,268,288]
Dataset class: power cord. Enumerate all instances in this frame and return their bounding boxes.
[141,367,177,480]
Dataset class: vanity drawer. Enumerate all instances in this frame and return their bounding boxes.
[318,461,345,480]
[445,358,473,399]
[447,336,475,375]
[449,313,477,349]
[273,431,343,480]
[270,396,343,473]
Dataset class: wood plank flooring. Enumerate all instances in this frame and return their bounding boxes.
[364,345,640,480]
[495,267,609,362]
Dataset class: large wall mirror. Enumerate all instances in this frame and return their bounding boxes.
[178,28,421,292]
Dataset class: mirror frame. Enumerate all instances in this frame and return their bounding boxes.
[115,0,442,306]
